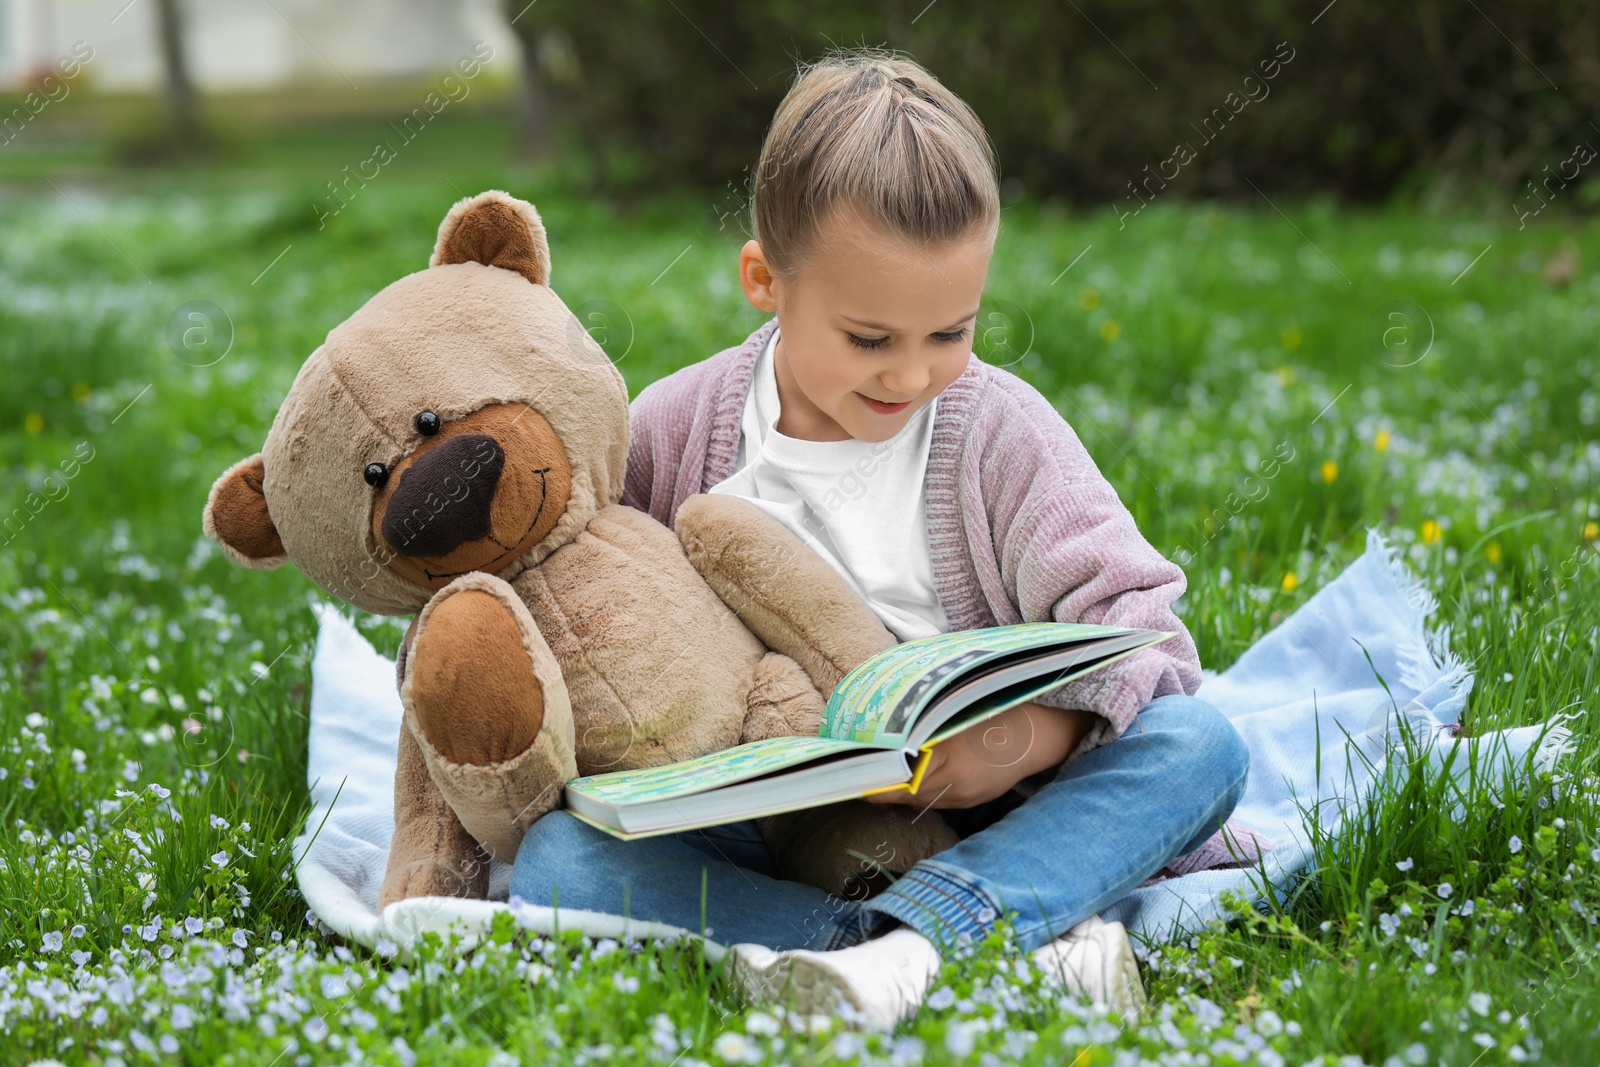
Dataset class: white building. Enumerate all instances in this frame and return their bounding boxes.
[0,0,519,90]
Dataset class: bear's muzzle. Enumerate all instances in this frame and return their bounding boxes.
[380,433,505,557]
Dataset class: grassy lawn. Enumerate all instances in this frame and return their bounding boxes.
[1,132,1598,1064]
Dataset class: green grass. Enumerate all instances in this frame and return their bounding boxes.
[1,143,1598,1065]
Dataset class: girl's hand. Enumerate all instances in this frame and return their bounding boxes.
[865,702,1097,811]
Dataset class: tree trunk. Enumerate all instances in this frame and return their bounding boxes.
[153,0,209,149]
[503,2,553,162]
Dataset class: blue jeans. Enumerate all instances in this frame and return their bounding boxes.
[509,694,1250,955]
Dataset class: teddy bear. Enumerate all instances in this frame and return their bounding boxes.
[200,190,957,911]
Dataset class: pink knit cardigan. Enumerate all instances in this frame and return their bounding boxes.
[623,318,1274,878]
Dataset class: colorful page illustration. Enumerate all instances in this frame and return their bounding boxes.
[566,734,874,806]
[824,622,1129,747]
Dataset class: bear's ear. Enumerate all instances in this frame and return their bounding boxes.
[202,453,287,570]
[430,190,551,286]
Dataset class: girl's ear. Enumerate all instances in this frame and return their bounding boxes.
[202,453,287,569]
[740,240,779,313]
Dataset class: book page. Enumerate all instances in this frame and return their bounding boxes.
[911,632,1174,749]
[565,735,875,807]
[824,622,1137,748]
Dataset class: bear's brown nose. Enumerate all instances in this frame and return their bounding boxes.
[381,433,505,557]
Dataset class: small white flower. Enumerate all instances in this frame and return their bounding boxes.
[713,1031,752,1062]
[1437,883,1454,899]
[1460,899,1476,916]
[1379,913,1400,937]
[209,814,230,829]
[41,931,63,952]
[185,917,203,935]
[210,851,229,868]
[232,929,249,948]
[1469,992,1491,1016]
[1396,857,1414,871]
[1509,836,1523,854]
[148,783,170,799]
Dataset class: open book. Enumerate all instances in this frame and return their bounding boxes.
[564,622,1176,838]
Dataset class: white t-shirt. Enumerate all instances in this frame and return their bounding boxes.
[708,327,951,641]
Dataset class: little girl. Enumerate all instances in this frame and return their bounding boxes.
[510,49,1269,1029]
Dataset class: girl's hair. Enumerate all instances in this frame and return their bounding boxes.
[751,48,1000,279]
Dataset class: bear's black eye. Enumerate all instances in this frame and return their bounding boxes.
[415,411,441,436]
[363,462,389,488]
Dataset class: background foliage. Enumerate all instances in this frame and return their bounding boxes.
[514,0,1600,206]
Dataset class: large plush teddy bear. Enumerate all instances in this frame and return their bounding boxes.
[201,190,956,910]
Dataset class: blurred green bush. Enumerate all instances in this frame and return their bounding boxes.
[510,0,1599,205]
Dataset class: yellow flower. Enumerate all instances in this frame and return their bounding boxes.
[1485,540,1502,564]
[1321,460,1339,484]
[1374,429,1390,452]
[1273,366,1296,387]
[1585,521,1599,541]
[1099,319,1122,342]
[1420,519,1442,545]
[1281,572,1299,592]
[71,382,91,403]
[1281,327,1302,350]
[24,412,43,436]
[1078,288,1101,311]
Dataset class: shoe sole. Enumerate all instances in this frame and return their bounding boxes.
[1037,919,1148,1019]
[732,949,887,1028]
[1098,921,1148,1018]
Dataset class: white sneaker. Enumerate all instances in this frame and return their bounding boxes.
[729,927,942,1031]
[1031,914,1147,1020]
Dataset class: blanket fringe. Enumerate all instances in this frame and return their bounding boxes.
[1531,710,1582,777]
[1366,527,1477,705]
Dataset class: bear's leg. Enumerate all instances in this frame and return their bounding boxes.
[377,719,491,908]
[674,493,897,699]
[402,572,577,865]
[758,799,962,901]
[740,651,962,900]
